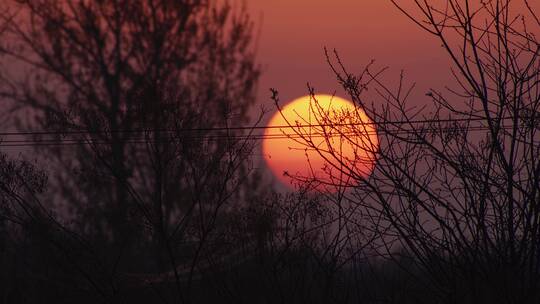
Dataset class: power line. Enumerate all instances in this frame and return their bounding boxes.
[0,124,525,147]
[0,116,522,137]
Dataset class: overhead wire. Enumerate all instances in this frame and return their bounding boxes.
[0,125,527,147]
[0,116,517,137]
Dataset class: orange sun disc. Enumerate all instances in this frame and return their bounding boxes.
[263,94,378,191]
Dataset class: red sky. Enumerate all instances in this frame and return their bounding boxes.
[248,0,453,183]
[248,0,453,111]
[247,0,540,188]
[249,0,540,109]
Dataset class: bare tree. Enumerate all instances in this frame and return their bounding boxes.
[271,0,540,302]
[0,0,263,302]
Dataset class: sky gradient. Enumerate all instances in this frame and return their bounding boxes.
[249,0,452,110]
[248,0,454,187]
[248,0,540,188]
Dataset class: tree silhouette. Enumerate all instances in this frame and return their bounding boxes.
[0,0,263,302]
[4,0,540,303]
[271,0,540,302]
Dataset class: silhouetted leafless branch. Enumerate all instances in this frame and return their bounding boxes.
[271,1,540,303]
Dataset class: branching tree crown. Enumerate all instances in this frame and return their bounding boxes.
[272,1,540,302]
[0,0,261,244]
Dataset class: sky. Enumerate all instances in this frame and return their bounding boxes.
[248,0,540,189]
[4,0,538,189]
[247,0,455,187]
[248,0,453,112]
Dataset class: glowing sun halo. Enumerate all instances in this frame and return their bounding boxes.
[263,94,378,191]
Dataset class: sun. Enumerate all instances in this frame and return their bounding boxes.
[263,94,378,191]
